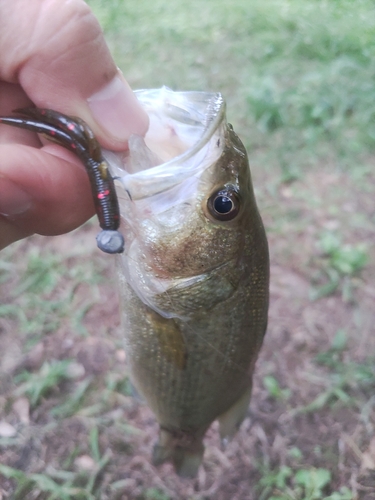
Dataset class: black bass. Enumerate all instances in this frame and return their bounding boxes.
[108,88,269,477]
[0,88,269,478]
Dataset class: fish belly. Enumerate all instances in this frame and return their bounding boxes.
[117,256,268,477]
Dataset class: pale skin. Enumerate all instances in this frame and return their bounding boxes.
[0,0,149,250]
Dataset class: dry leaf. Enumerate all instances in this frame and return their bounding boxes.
[13,397,30,425]
[361,437,375,470]
[74,454,96,471]
[0,421,17,437]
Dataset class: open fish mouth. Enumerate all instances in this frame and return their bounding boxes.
[104,87,226,201]
[104,88,238,317]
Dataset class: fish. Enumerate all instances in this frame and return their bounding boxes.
[109,88,270,477]
[0,87,269,477]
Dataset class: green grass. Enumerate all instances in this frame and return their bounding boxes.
[257,465,352,500]
[0,237,105,339]
[294,330,375,415]
[89,0,375,174]
[310,231,368,300]
[14,360,74,407]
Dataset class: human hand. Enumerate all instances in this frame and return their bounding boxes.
[0,0,148,250]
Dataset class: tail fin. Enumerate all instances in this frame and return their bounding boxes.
[152,427,205,478]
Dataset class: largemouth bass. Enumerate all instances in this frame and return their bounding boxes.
[0,88,269,478]
[108,88,270,477]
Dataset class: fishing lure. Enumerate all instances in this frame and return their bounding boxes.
[0,108,124,254]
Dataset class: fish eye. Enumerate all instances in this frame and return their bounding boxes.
[207,188,240,221]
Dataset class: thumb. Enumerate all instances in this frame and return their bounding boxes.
[0,0,148,150]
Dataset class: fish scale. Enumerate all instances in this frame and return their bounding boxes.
[112,89,269,477]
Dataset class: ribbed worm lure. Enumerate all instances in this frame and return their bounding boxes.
[0,108,124,254]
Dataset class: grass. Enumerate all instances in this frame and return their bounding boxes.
[309,231,368,301]
[14,360,74,407]
[1,0,375,498]
[257,464,352,500]
[89,0,375,174]
[292,330,375,415]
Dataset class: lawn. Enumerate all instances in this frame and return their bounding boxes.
[0,0,375,498]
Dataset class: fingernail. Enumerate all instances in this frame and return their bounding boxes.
[0,179,32,216]
[87,75,149,142]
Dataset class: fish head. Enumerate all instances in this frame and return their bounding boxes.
[105,88,259,318]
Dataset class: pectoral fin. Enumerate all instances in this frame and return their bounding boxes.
[146,311,188,370]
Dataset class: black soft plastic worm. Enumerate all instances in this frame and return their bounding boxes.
[0,108,124,254]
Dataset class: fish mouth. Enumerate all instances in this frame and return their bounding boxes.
[105,88,226,201]
[134,87,225,164]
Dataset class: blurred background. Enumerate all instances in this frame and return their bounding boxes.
[0,0,374,498]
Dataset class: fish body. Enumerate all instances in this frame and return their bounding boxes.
[110,88,270,477]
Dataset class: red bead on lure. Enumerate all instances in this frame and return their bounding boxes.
[0,108,124,254]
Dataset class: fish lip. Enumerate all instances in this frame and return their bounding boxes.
[105,89,227,201]
[134,89,226,170]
